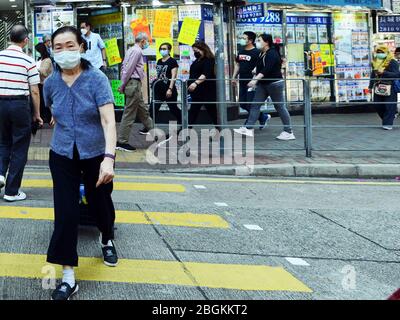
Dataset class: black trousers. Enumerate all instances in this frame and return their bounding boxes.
[47,147,115,267]
[151,87,182,125]
[189,91,218,127]
[0,98,31,196]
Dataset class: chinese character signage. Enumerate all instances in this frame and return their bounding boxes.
[105,38,122,67]
[236,10,283,25]
[111,80,125,108]
[378,15,400,33]
[247,0,381,8]
[236,4,264,21]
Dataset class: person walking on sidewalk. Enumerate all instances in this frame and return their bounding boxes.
[80,21,107,73]
[117,32,153,152]
[146,42,182,137]
[0,25,43,201]
[232,31,270,129]
[234,34,295,140]
[44,26,118,300]
[369,45,400,130]
[35,42,53,124]
[187,41,219,128]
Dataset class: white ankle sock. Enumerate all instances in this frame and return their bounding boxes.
[62,268,75,288]
[101,240,113,248]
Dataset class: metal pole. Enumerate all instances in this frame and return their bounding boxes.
[303,79,312,158]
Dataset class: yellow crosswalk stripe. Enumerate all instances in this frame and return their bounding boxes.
[0,206,229,229]
[0,253,312,292]
[20,179,185,193]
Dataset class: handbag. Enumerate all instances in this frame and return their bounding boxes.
[374,82,392,96]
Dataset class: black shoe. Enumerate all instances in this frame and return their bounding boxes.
[116,142,136,152]
[139,128,150,135]
[51,282,79,300]
[101,241,118,267]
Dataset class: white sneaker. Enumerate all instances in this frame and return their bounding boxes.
[4,191,27,202]
[0,175,5,191]
[276,131,296,141]
[233,127,254,137]
[382,126,393,130]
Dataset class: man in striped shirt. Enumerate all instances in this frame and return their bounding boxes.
[0,25,43,202]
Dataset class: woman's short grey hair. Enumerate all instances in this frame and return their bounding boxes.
[135,32,148,43]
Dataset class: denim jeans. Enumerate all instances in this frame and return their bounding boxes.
[247,80,292,133]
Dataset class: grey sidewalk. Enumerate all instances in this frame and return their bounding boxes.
[28,112,400,178]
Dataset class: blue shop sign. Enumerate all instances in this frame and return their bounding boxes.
[236,4,264,20]
[287,16,332,24]
[237,10,283,24]
[246,0,381,9]
[378,15,400,33]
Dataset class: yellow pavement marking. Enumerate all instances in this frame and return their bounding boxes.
[0,253,312,292]
[20,179,185,193]
[28,147,147,163]
[23,172,400,186]
[0,207,229,229]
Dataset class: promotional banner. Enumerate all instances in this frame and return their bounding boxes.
[130,17,153,43]
[178,17,201,45]
[111,80,125,108]
[105,38,122,67]
[153,10,173,38]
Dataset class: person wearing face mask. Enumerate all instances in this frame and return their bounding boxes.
[116,33,153,151]
[0,25,43,201]
[80,21,107,72]
[187,41,218,128]
[43,26,118,300]
[369,45,400,130]
[234,33,294,140]
[147,42,181,139]
[232,31,270,129]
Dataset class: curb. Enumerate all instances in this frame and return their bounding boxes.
[164,163,400,179]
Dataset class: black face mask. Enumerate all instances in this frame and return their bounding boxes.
[194,52,202,59]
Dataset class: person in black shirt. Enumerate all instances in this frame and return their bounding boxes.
[149,43,182,132]
[187,42,218,128]
[232,31,269,128]
[234,34,295,141]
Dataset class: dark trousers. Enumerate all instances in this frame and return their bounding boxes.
[47,147,115,267]
[0,98,31,196]
[151,87,182,125]
[374,93,398,126]
[239,80,263,125]
[189,90,218,127]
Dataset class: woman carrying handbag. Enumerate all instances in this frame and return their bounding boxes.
[369,45,400,130]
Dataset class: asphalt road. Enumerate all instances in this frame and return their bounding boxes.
[1,167,400,300]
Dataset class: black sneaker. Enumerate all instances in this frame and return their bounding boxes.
[139,128,150,135]
[116,142,136,152]
[101,240,118,267]
[51,282,79,300]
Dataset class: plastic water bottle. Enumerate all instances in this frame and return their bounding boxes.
[79,184,88,205]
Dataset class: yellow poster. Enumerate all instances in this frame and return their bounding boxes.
[155,38,174,61]
[177,17,201,45]
[153,10,173,38]
[287,44,304,63]
[320,44,335,67]
[105,38,122,66]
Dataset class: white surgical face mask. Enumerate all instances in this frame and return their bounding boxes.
[239,39,247,47]
[256,41,263,50]
[81,28,88,36]
[54,50,81,69]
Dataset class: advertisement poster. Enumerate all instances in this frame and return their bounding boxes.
[178,17,201,45]
[287,25,295,44]
[104,38,122,67]
[153,10,173,38]
[35,12,52,34]
[52,10,74,31]
[110,80,125,108]
[318,24,328,43]
[130,17,153,43]
[307,25,318,43]
[295,25,306,43]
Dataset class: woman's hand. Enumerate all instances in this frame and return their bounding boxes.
[188,83,198,92]
[96,158,115,188]
[247,80,258,89]
[50,116,56,127]
[166,88,173,98]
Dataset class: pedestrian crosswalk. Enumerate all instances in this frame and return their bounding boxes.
[0,171,313,298]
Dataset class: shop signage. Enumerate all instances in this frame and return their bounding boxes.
[178,17,201,45]
[246,0,381,8]
[90,12,122,27]
[110,80,125,108]
[105,38,122,67]
[287,16,331,25]
[236,10,283,25]
[153,10,173,38]
[236,4,264,21]
[378,15,400,33]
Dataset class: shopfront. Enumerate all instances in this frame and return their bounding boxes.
[234,1,381,109]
